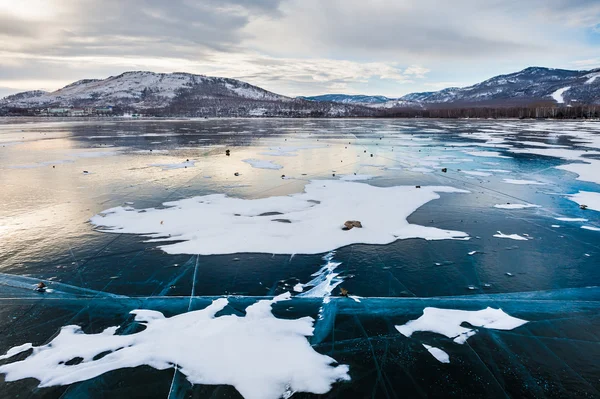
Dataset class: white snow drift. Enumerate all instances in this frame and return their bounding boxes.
[90,180,470,255]
[568,191,600,213]
[0,294,349,399]
[502,179,546,185]
[493,203,540,210]
[396,307,527,362]
[493,231,529,241]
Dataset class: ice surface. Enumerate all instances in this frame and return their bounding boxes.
[242,158,283,170]
[462,171,492,177]
[396,307,528,345]
[149,160,195,170]
[476,169,510,173]
[339,174,374,181]
[0,293,350,399]
[493,231,529,241]
[502,179,545,185]
[422,344,450,364]
[410,167,434,173]
[494,203,540,209]
[9,159,75,169]
[568,191,600,212]
[90,181,470,255]
[465,151,510,159]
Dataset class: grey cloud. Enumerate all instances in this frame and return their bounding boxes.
[0,0,288,57]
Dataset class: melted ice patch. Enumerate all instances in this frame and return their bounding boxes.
[90,180,470,255]
[396,307,528,345]
[0,294,349,399]
[242,158,283,170]
[493,231,528,241]
[493,203,540,209]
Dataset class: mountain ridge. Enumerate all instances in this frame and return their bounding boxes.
[305,67,600,108]
[1,67,599,117]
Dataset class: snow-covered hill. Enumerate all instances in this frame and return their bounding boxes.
[399,67,600,106]
[0,71,291,109]
[0,71,380,117]
[302,94,391,105]
[302,94,422,108]
[304,67,600,109]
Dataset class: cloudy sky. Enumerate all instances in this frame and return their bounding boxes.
[1,0,599,98]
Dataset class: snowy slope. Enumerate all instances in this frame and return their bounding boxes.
[302,94,391,105]
[0,71,291,109]
[399,67,600,106]
[302,94,422,108]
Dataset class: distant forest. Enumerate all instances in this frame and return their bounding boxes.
[2,104,599,119]
[376,104,600,119]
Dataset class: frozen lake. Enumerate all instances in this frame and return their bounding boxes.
[0,118,599,398]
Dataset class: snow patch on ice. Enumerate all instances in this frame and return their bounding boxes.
[568,191,600,212]
[293,283,304,293]
[90,181,470,255]
[493,231,529,241]
[422,344,450,364]
[493,203,540,209]
[502,179,545,185]
[555,217,588,222]
[557,160,600,185]
[0,294,350,399]
[396,307,527,345]
[581,226,600,232]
